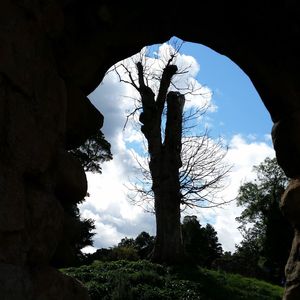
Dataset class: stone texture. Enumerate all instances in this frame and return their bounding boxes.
[0,264,32,300]
[272,112,300,178]
[281,179,300,228]
[0,1,92,299]
[54,150,87,204]
[283,230,300,300]
[26,189,64,265]
[65,82,103,150]
[281,180,300,299]
[0,264,90,300]
[32,266,90,300]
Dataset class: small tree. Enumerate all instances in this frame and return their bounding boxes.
[182,215,223,267]
[114,41,231,264]
[114,232,155,261]
[118,237,136,248]
[134,231,155,259]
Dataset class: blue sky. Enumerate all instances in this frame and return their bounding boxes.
[181,41,273,141]
[80,38,275,253]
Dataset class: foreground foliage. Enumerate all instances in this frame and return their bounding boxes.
[61,260,283,300]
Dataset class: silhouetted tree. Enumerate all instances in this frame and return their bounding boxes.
[214,235,266,280]
[134,231,155,259]
[70,130,112,173]
[116,233,155,260]
[115,41,231,264]
[118,237,136,248]
[235,157,293,284]
[182,215,222,267]
[81,231,155,264]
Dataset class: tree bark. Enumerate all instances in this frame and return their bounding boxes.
[152,182,183,264]
[137,61,185,264]
[151,92,185,264]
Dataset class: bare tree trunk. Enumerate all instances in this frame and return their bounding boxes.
[152,182,183,264]
[119,53,230,264]
[136,62,185,263]
[151,92,185,264]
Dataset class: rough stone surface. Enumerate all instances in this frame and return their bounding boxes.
[32,266,90,300]
[281,181,300,299]
[281,179,300,228]
[0,0,300,299]
[0,264,32,300]
[0,1,92,298]
[272,112,300,178]
[53,150,87,204]
[283,230,300,300]
[26,189,64,265]
[65,82,103,149]
[0,264,90,300]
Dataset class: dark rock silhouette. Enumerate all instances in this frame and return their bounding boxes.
[0,1,299,299]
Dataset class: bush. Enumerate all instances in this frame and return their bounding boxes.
[61,260,283,300]
[111,246,139,261]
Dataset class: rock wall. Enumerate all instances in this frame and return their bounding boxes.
[0,1,99,299]
[0,0,299,299]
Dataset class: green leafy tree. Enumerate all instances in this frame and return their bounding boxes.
[134,231,155,259]
[70,130,112,173]
[111,245,139,261]
[118,237,136,248]
[80,231,155,264]
[235,157,293,284]
[203,223,223,267]
[182,215,223,268]
[116,232,155,260]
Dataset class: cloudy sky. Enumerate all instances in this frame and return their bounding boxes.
[79,38,275,253]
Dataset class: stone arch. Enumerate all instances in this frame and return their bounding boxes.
[0,1,299,299]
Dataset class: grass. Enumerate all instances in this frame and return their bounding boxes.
[61,260,284,300]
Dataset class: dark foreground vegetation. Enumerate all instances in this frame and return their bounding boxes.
[61,260,283,300]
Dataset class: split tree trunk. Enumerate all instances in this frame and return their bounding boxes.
[137,62,185,264]
[150,92,185,264]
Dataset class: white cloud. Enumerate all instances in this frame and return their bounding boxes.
[207,134,275,252]
[159,45,213,111]
[264,134,272,142]
[179,134,275,252]
[78,144,156,250]
[80,133,275,253]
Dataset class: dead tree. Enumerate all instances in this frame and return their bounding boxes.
[114,44,231,264]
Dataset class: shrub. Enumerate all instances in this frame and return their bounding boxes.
[61,260,283,300]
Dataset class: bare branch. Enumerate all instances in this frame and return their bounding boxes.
[112,38,232,214]
[113,63,140,91]
[123,106,142,131]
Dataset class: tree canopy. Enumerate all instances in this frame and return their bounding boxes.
[182,215,223,267]
[233,157,293,284]
[80,218,222,268]
[70,130,112,173]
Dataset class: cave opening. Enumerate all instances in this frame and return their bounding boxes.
[79,37,275,257]
[1,2,298,299]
